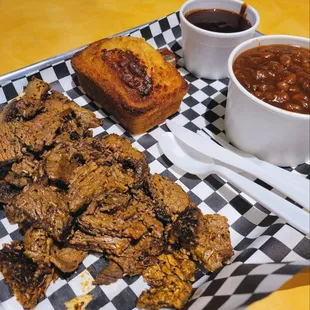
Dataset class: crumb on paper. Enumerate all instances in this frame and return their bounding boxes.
[82,279,91,292]
[79,270,95,294]
[64,295,93,310]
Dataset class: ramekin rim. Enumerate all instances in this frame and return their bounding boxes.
[180,0,260,38]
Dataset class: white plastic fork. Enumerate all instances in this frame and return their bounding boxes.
[198,128,310,200]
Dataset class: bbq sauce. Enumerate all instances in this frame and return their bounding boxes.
[185,6,252,33]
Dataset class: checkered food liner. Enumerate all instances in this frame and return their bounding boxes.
[0,11,309,310]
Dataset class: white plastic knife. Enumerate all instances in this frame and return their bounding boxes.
[166,120,310,210]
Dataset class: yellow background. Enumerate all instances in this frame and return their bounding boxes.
[0,0,309,75]
[0,0,309,309]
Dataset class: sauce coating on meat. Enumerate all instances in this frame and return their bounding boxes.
[0,241,54,309]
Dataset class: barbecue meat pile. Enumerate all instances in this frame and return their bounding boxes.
[0,78,233,309]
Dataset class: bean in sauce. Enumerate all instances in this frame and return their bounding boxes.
[233,44,310,114]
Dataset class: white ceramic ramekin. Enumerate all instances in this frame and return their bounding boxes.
[180,0,260,80]
[225,35,310,167]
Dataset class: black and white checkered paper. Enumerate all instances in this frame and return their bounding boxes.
[0,12,309,310]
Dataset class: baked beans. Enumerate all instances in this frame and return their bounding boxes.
[233,44,310,114]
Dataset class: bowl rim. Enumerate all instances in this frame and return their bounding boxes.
[180,0,260,39]
[227,34,310,119]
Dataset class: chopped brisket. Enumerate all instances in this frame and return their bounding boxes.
[0,78,50,123]
[171,207,234,272]
[148,174,192,222]
[78,194,163,240]
[68,230,130,256]
[0,241,54,309]
[136,250,196,310]
[94,261,123,285]
[0,78,234,310]
[5,184,73,242]
[24,227,53,264]
[68,162,134,212]
[50,246,87,274]
[5,155,44,188]
[0,181,19,204]
[109,236,164,276]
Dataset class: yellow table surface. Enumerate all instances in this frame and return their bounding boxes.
[0,0,309,309]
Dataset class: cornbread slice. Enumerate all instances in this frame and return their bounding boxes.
[71,36,188,134]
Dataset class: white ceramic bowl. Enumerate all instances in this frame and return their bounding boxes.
[225,35,310,167]
[180,0,260,80]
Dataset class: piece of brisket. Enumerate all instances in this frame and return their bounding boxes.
[0,181,19,204]
[43,142,87,185]
[0,241,54,309]
[99,134,149,185]
[24,227,53,264]
[24,227,87,273]
[78,193,163,240]
[93,261,123,285]
[5,184,73,242]
[109,236,164,276]
[68,230,130,256]
[5,155,44,188]
[136,249,196,310]
[148,173,192,222]
[68,162,134,212]
[44,90,101,130]
[0,78,50,123]
[0,88,100,168]
[50,246,87,274]
[0,123,24,168]
[171,206,234,272]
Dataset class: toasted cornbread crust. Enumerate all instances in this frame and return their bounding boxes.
[71,37,188,134]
